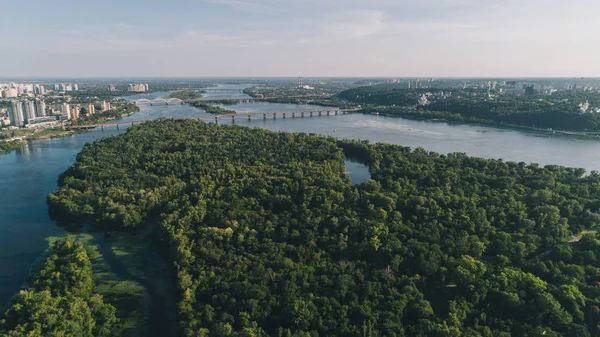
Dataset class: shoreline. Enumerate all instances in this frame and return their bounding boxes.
[371,112,600,141]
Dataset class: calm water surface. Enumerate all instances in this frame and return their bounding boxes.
[2,84,600,304]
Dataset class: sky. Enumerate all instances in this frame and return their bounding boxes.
[2,0,599,77]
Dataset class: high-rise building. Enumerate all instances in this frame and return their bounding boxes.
[5,88,18,98]
[102,101,111,112]
[86,103,95,115]
[61,103,71,119]
[73,84,79,91]
[22,100,36,122]
[35,100,46,117]
[108,84,116,92]
[58,84,66,92]
[65,84,73,91]
[8,101,25,127]
[71,105,80,120]
[127,84,148,92]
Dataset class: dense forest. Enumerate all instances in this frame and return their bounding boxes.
[47,120,600,336]
[172,90,203,100]
[337,86,426,106]
[338,86,600,132]
[191,102,237,114]
[425,99,600,131]
[0,238,119,336]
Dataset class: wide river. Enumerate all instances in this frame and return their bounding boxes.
[2,84,600,305]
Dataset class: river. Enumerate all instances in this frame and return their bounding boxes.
[2,83,600,306]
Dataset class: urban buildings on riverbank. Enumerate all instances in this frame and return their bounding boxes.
[127,83,148,92]
[5,99,114,128]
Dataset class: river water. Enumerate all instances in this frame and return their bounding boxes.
[2,84,600,305]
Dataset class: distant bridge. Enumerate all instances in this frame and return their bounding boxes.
[189,95,332,104]
[66,108,361,130]
[200,88,244,93]
[135,98,184,106]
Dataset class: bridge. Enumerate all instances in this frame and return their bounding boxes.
[66,108,361,130]
[134,98,185,106]
[200,88,244,93]
[189,95,332,104]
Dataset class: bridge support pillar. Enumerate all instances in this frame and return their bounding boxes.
[319,111,322,116]
[327,111,330,116]
[232,116,235,123]
[301,112,304,118]
[248,114,251,121]
[283,113,286,119]
[101,125,104,131]
[273,113,276,119]
[263,113,266,120]
[215,116,218,124]
[131,122,134,127]
[117,124,119,130]
[292,112,295,118]
[310,112,313,117]
[335,111,338,115]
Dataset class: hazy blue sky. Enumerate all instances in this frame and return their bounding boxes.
[2,0,598,77]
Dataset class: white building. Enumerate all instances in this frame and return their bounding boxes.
[35,100,46,117]
[73,84,79,91]
[128,84,148,92]
[61,103,71,119]
[8,101,25,127]
[22,100,36,122]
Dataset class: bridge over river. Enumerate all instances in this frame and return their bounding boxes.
[67,108,361,130]
[134,95,332,106]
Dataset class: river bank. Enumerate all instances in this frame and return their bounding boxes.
[367,109,600,141]
[7,85,600,314]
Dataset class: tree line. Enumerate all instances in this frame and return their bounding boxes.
[0,238,119,336]
[46,120,600,336]
[337,86,600,132]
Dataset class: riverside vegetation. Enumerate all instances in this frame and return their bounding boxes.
[338,86,600,133]
[41,119,600,336]
[0,238,119,336]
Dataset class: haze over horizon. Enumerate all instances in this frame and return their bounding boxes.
[3,0,599,78]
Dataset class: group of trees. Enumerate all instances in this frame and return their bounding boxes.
[337,86,600,132]
[172,90,203,101]
[46,120,600,336]
[72,102,139,126]
[0,238,119,336]
[0,140,21,155]
[425,98,600,131]
[191,102,237,114]
[337,86,429,106]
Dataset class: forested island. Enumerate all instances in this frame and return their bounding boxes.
[171,90,203,101]
[0,238,119,336]
[191,102,237,114]
[42,120,600,336]
[339,86,600,133]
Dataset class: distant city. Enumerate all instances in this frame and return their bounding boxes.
[0,82,149,129]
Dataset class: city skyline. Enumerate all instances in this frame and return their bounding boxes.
[2,0,600,77]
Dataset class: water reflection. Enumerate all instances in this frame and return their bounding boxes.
[345,159,371,185]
